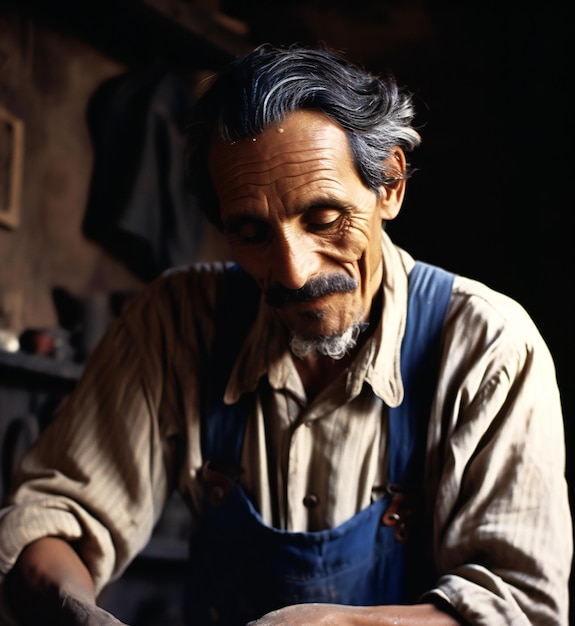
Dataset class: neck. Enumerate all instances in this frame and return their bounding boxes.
[293,352,354,402]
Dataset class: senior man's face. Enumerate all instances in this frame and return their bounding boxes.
[209,110,405,344]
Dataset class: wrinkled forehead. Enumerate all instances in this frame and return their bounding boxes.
[208,110,354,186]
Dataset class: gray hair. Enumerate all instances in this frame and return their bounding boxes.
[186,44,421,228]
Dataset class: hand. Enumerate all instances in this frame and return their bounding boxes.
[246,603,355,625]
[4,537,130,626]
[246,602,464,625]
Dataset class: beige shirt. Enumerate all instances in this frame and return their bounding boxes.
[0,231,571,625]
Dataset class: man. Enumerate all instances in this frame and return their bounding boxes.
[0,45,571,625]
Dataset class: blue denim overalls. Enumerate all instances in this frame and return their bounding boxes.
[186,262,454,625]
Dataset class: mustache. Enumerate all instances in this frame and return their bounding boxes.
[264,274,358,308]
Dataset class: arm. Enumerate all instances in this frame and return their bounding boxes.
[5,537,126,625]
[0,269,216,622]
[424,282,573,624]
[6,542,462,626]
[247,602,463,625]
[0,301,176,595]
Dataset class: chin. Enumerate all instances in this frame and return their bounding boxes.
[283,313,344,340]
[283,309,361,342]
[289,321,366,360]
[276,295,365,339]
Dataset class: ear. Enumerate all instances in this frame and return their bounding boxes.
[377,147,407,221]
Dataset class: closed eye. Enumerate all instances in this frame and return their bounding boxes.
[303,207,348,234]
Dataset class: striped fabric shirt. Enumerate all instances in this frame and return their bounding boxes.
[0,231,571,625]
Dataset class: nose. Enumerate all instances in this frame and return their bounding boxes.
[270,230,317,291]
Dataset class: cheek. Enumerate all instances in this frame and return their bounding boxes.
[327,216,375,264]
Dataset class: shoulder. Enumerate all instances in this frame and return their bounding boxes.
[117,262,260,352]
[448,275,545,349]
[122,262,242,322]
[441,274,556,402]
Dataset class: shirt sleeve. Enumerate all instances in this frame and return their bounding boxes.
[424,277,572,625]
[0,275,192,594]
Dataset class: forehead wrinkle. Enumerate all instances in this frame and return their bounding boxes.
[218,158,346,211]
[220,146,339,182]
[218,184,269,211]
[212,113,358,218]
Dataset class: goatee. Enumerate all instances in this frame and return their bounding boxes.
[289,322,368,360]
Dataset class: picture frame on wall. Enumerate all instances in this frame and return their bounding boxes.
[0,105,25,229]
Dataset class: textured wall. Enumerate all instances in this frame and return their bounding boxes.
[0,5,231,341]
[0,9,142,334]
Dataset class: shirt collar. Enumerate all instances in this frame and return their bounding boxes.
[224,229,414,408]
[359,230,414,407]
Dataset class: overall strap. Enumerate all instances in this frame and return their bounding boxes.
[387,261,455,486]
[201,263,260,466]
